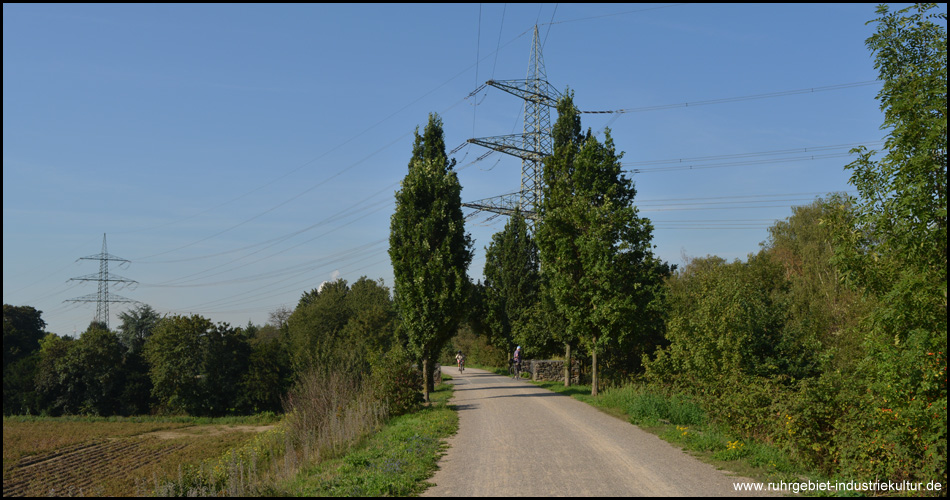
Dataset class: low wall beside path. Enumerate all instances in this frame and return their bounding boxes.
[522,359,580,385]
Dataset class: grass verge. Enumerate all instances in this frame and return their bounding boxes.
[277,380,458,496]
[527,379,836,494]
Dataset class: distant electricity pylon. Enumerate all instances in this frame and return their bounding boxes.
[66,233,138,330]
[463,25,562,227]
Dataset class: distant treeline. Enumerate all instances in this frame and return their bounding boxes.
[3,276,419,419]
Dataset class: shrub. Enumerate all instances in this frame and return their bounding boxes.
[371,345,423,418]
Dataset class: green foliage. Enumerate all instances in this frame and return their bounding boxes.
[116,303,162,354]
[647,255,788,382]
[764,196,869,374]
[390,113,472,401]
[445,322,508,368]
[34,333,75,415]
[846,3,947,281]
[28,326,132,416]
[597,383,705,427]
[201,321,251,415]
[370,343,423,417]
[3,304,47,370]
[536,91,661,395]
[3,304,47,415]
[144,315,249,416]
[285,382,457,497]
[482,211,539,353]
[287,276,395,379]
[71,326,126,415]
[3,353,40,415]
[288,279,353,373]
[836,3,947,486]
[838,278,947,485]
[144,315,206,414]
[239,333,292,414]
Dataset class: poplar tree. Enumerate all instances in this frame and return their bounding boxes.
[483,211,539,353]
[390,113,472,402]
[536,91,657,395]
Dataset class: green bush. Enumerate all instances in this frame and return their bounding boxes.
[371,345,423,418]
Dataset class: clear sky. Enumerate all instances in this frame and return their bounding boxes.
[4,3,930,337]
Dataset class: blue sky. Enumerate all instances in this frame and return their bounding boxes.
[3,3,927,337]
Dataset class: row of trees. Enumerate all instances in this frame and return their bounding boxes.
[3,303,292,416]
[388,3,945,488]
[4,275,422,418]
[388,95,673,399]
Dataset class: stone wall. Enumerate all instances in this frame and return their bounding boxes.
[523,359,580,385]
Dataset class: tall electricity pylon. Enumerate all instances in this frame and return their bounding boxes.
[463,25,561,227]
[66,233,137,330]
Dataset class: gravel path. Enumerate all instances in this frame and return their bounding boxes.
[422,367,774,497]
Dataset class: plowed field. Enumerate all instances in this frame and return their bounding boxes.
[2,421,275,497]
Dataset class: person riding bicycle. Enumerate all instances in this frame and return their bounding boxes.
[512,346,522,378]
[455,350,465,373]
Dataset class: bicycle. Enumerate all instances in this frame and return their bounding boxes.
[510,359,521,379]
[457,358,464,374]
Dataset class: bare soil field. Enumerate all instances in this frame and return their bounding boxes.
[2,419,275,497]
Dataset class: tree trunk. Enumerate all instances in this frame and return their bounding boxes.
[591,342,598,396]
[422,358,430,403]
[563,342,571,387]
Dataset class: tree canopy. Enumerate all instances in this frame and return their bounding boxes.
[536,91,660,395]
[390,113,472,402]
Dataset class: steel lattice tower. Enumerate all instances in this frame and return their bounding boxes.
[66,233,137,330]
[463,25,561,226]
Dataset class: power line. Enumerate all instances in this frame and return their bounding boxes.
[623,141,883,167]
[636,190,855,204]
[579,80,881,114]
[627,152,858,174]
[542,3,687,26]
[491,4,506,79]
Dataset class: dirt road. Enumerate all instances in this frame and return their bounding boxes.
[422,367,773,497]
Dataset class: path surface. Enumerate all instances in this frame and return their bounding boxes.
[422,367,774,497]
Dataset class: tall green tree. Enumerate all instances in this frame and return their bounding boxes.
[143,315,207,415]
[483,211,540,353]
[34,333,77,415]
[287,276,397,383]
[3,304,46,371]
[536,91,658,395]
[201,321,250,415]
[287,279,352,373]
[117,304,162,354]
[846,3,946,282]
[343,277,397,357]
[837,3,947,484]
[390,113,472,402]
[143,314,248,416]
[3,305,47,414]
[71,325,126,415]
[240,330,291,414]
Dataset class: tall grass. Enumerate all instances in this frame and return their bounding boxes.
[148,368,388,496]
[596,383,705,426]
[283,381,457,496]
[282,370,388,464]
